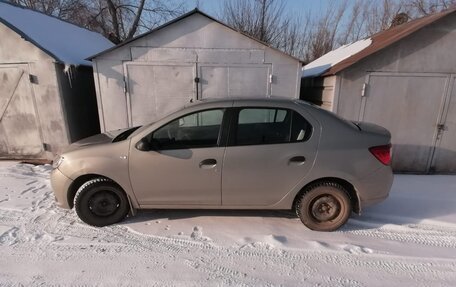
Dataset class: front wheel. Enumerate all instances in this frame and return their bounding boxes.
[295,181,351,231]
[74,178,130,227]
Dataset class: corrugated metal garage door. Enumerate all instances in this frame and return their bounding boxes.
[360,73,451,173]
[0,64,43,157]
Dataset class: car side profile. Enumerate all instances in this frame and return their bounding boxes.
[51,98,393,231]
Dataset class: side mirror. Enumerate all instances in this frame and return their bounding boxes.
[135,138,151,151]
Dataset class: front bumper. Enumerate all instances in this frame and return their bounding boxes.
[50,168,73,209]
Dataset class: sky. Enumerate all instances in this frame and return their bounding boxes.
[193,0,343,17]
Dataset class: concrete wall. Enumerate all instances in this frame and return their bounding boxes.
[93,13,301,131]
[0,22,70,158]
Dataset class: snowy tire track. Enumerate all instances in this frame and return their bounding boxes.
[0,164,456,286]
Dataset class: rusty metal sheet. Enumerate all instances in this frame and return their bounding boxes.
[323,9,456,76]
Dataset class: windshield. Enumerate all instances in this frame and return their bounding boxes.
[125,122,157,140]
[112,126,141,142]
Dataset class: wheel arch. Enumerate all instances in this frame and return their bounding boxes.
[67,174,134,215]
[293,177,360,214]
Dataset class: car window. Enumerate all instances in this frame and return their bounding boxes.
[150,109,224,150]
[235,108,311,145]
[238,108,287,124]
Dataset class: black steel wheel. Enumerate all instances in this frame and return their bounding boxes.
[295,181,351,231]
[74,178,129,227]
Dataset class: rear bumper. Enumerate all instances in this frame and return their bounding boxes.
[50,168,73,209]
[357,165,394,213]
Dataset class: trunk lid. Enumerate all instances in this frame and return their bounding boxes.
[354,122,391,139]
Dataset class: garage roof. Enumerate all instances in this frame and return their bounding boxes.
[302,8,456,78]
[0,0,114,66]
[89,8,303,63]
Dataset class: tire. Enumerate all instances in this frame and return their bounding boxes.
[295,181,351,231]
[74,178,130,227]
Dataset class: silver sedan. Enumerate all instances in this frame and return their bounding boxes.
[51,98,393,231]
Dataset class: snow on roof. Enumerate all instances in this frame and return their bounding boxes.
[0,1,114,66]
[302,38,372,78]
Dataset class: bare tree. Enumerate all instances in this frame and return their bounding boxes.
[9,0,456,60]
[404,0,456,16]
[9,0,91,22]
[305,0,349,61]
[8,0,186,43]
[221,0,288,44]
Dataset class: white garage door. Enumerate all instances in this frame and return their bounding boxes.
[199,65,271,99]
[125,63,195,126]
[431,75,456,173]
[360,73,448,172]
[0,64,42,157]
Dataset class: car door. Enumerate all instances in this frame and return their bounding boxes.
[129,108,227,206]
[222,105,319,206]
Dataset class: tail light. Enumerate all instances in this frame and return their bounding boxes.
[369,144,392,165]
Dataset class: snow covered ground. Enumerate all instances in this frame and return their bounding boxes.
[0,162,455,286]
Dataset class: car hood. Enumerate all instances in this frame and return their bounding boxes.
[64,128,131,153]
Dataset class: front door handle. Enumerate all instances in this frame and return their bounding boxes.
[199,158,217,169]
[289,156,306,166]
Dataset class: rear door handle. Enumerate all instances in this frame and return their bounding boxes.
[199,158,217,169]
[289,156,306,165]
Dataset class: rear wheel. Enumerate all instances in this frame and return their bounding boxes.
[295,181,351,231]
[74,178,129,227]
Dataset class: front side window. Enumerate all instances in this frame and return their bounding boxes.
[235,108,311,145]
[150,109,224,149]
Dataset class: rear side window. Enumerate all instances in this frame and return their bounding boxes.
[234,108,311,145]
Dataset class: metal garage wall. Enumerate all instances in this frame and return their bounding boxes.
[92,12,302,132]
[0,64,43,157]
[1,22,73,158]
[360,72,452,173]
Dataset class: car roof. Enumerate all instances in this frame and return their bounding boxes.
[188,97,311,108]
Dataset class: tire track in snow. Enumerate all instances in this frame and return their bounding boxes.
[342,218,456,249]
[1,164,456,286]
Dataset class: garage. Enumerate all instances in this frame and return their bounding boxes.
[90,9,302,131]
[301,9,456,173]
[0,2,113,158]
